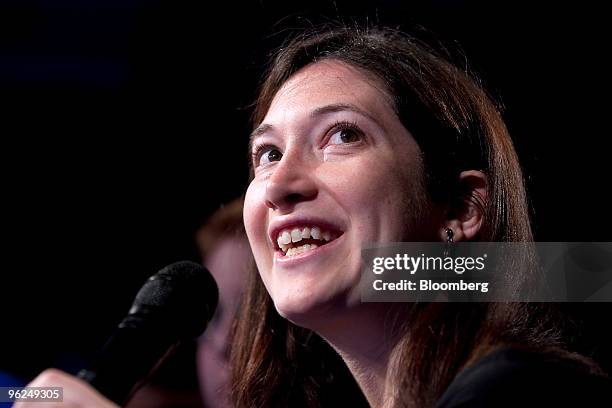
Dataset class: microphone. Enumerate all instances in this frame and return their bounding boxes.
[77,261,218,405]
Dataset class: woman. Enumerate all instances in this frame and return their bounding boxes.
[15,25,608,408]
[231,25,609,408]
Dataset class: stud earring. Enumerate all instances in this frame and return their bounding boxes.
[445,228,454,244]
[443,228,454,258]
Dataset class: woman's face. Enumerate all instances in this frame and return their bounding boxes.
[244,60,435,327]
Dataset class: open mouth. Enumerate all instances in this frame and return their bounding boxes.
[274,226,342,258]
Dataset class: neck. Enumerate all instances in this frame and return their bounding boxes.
[313,303,403,408]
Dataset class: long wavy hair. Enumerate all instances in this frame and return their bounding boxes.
[230,25,595,407]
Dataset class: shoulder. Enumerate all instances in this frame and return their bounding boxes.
[435,347,611,408]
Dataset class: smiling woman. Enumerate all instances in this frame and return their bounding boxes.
[231,25,610,408]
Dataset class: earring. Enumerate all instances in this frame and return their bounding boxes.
[443,228,454,259]
[445,228,454,244]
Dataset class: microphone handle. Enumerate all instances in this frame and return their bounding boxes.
[77,325,180,405]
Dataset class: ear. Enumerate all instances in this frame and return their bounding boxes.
[439,170,487,242]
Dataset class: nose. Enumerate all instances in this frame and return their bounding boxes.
[264,151,318,212]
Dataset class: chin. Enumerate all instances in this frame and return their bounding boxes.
[274,294,323,326]
[271,287,353,331]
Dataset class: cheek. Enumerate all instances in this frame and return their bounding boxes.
[321,153,426,239]
[325,156,416,210]
[243,181,269,261]
[244,181,279,297]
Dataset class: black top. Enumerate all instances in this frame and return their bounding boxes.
[435,347,611,407]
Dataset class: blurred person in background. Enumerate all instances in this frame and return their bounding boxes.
[194,198,251,408]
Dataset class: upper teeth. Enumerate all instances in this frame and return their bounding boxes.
[276,226,336,253]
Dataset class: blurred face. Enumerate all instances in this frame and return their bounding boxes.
[244,60,434,328]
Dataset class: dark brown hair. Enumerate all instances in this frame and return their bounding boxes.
[231,25,594,407]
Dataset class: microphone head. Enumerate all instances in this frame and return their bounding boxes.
[122,261,218,340]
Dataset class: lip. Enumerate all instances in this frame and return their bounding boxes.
[274,232,345,266]
[268,216,345,251]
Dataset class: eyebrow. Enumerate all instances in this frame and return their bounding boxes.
[249,103,381,150]
[310,103,380,124]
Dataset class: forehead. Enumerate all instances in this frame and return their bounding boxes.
[265,60,394,123]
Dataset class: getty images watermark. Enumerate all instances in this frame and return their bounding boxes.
[360,243,612,302]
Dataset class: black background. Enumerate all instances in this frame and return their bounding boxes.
[1,0,610,382]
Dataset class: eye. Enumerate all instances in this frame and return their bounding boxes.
[253,145,283,167]
[328,123,363,145]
